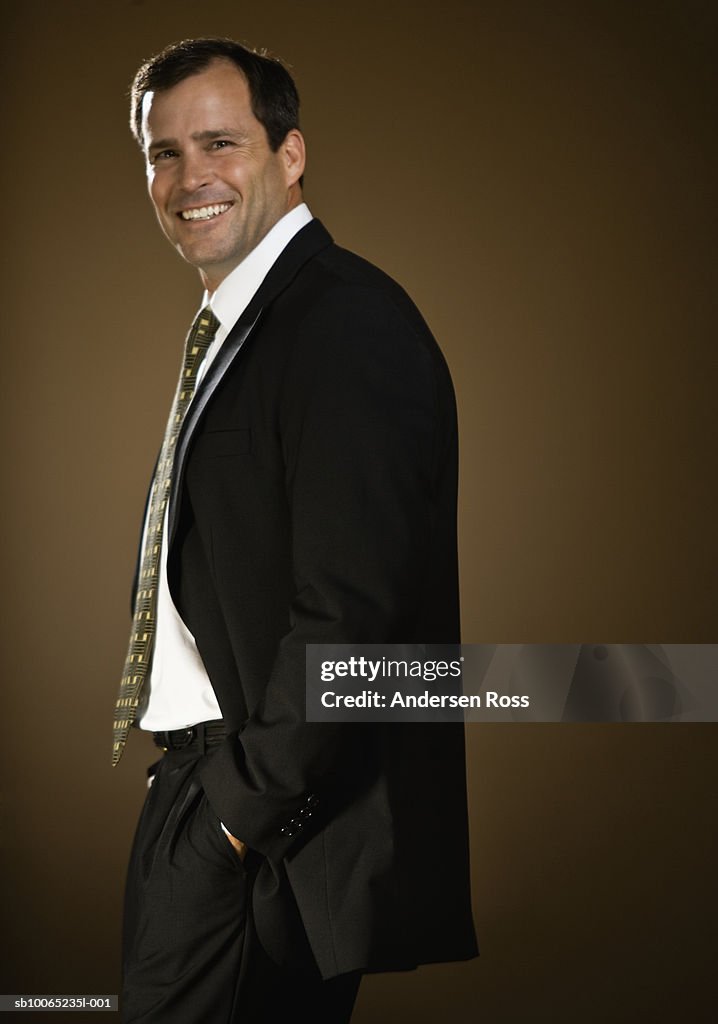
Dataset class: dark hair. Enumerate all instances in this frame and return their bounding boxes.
[129,37,300,152]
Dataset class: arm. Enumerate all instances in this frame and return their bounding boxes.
[200,284,457,861]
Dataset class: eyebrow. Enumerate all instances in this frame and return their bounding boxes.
[147,128,247,154]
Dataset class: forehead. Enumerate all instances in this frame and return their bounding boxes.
[141,60,256,143]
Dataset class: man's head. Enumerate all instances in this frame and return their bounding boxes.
[131,38,305,291]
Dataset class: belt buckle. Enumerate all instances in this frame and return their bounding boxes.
[156,726,195,751]
[174,726,195,750]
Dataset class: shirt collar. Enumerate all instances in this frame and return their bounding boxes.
[203,203,313,333]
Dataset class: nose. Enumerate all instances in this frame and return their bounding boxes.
[176,148,214,194]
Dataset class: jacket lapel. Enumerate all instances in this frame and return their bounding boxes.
[167,218,333,545]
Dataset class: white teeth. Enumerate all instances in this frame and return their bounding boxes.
[180,202,231,221]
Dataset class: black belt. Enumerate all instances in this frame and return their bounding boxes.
[153,720,226,753]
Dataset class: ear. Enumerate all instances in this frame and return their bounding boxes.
[281,129,306,188]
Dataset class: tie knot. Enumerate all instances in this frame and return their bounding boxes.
[190,306,221,345]
[183,306,220,373]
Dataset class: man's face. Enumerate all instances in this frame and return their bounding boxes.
[141,59,304,291]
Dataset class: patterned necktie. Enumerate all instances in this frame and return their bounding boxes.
[112,307,220,766]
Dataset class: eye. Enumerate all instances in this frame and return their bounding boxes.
[152,149,179,163]
[210,139,234,150]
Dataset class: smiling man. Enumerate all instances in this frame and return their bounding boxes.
[114,37,477,1024]
[144,59,304,289]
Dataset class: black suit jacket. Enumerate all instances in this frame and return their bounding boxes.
[159,219,477,977]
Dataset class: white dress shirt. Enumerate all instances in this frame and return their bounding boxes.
[139,203,314,731]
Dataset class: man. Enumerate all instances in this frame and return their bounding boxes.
[114,36,477,1023]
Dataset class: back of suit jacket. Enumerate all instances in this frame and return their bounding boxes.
[164,220,477,977]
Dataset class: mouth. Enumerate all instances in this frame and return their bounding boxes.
[178,202,233,222]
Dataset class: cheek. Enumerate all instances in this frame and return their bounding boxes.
[148,172,169,213]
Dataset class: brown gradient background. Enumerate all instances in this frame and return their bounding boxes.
[1,1,716,1021]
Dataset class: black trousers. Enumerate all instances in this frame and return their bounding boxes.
[122,746,361,1023]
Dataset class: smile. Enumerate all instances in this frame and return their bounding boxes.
[179,202,233,221]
